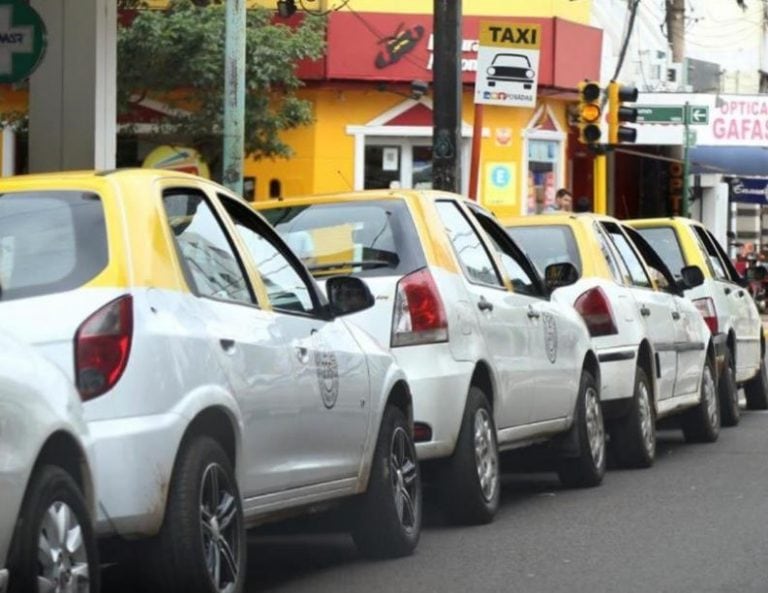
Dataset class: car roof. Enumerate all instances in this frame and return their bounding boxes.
[0,168,228,191]
[628,216,702,228]
[253,189,470,208]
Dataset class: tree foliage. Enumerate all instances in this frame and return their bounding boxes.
[117,0,326,169]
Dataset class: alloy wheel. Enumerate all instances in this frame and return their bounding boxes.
[585,386,606,469]
[200,463,241,593]
[473,408,499,502]
[703,365,719,428]
[37,501,90,593]
[390,426,419,533]
[637,381,655,459]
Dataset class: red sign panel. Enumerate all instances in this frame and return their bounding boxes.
[322,12,601,90]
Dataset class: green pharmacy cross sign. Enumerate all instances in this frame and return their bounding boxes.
[0,0,46,84]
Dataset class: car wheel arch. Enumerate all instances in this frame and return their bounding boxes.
[385,379,413,428]
[582,350,601,393]
[31,430,94,511]
[470,360,495,410]
[175,406,240,475]
[637,340,656,410]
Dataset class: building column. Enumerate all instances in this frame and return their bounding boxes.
[28,0,116,172]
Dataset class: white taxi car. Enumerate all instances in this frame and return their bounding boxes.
[0,170,421,593]
[0,331,98,593]
[257,190,604,526]
[631,217,765,423]
[504,214,719,469]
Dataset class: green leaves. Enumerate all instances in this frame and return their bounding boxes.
[118,0,326,170]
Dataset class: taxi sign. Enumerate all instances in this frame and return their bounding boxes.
[0,0,46,84]
[475,22,542,108]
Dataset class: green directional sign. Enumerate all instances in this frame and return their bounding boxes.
[636,104,710,125]
[687,105,709,125]
[0,0,46,84]
[636,105,683,124]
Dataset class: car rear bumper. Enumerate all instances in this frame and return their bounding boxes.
[89,412,187,538]
[392,344,474,461]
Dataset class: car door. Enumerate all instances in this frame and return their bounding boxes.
[433,198,539,429]
[694,225,761,377]
[469,206,581,422]
[623,225,706,397]
[218,195,371,488]
[600,221,678,402]
[159,186,297,497]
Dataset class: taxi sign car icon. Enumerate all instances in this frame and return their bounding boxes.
[487,53,535,89]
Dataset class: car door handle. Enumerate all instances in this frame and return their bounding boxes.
[219,338,236,352]
[477,297,494,312]
[640,306,651,317]
[724,287,732,295]
[527,307,540,319]
[672,311,681,320]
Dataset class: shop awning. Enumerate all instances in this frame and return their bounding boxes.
[689,146,768,177]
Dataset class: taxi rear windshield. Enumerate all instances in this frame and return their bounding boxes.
[0,191,108,301]
[505,225,581,276]
[261,200,426,277]
[633,226,686,279]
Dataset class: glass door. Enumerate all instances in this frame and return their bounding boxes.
[364,139,435,190]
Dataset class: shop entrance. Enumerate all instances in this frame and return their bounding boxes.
[364,139,433,190]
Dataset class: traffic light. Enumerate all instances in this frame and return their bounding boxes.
[576,81,602,145]
[607,81,639,144]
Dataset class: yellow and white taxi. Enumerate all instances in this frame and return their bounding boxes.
[0,170,421,592]
[630,217,766,422]
[258,190,604,526]
[503,213,719,469]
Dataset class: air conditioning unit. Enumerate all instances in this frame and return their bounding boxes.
[667,62,684,87]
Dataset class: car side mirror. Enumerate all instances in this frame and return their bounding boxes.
[325,276,375,316]
[680,265,704,289]
[544,262,579,292]
[745,265,767,282]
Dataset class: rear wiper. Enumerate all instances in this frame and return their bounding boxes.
[308,259,391,272]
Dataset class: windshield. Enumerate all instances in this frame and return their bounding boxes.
[261,199,426,278]
[0,191,108,301]
[505,224,581,276]
[493,54,530,68]
[633,226,687,279]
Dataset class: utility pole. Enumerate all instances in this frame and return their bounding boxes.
[665,0,685,214]
[223,0,246,195]
[431,0,462,193]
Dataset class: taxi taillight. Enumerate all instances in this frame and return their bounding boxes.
[693,297,718,334]
[391,269,448,347]
[574,287,618,337]
[75,295,133,401]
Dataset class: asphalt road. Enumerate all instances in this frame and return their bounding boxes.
[105,405,768,593]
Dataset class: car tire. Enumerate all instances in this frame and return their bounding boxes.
[719,347,741,427]
[352,405,421,559]
[148,436,245,593]
[681,356,720,443]
[558,370,606,488]
[609,365,656,469]
[8,464,100,593]
[439,386,500,525]
[744,357,768,410]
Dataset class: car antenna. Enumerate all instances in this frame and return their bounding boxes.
[337,170,353,191]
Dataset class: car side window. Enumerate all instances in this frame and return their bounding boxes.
[601,222,653,289]
[219,195,318,315]
[162,189,254,305]
[466,206,544,297]
[434,201,503,288]
[692,225,729,281]
[593,223,625,284]
[704,228,742,283]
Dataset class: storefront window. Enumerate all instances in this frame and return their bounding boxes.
[526,139,559,214]
[364,141,434,190]
[364,145,401,189]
